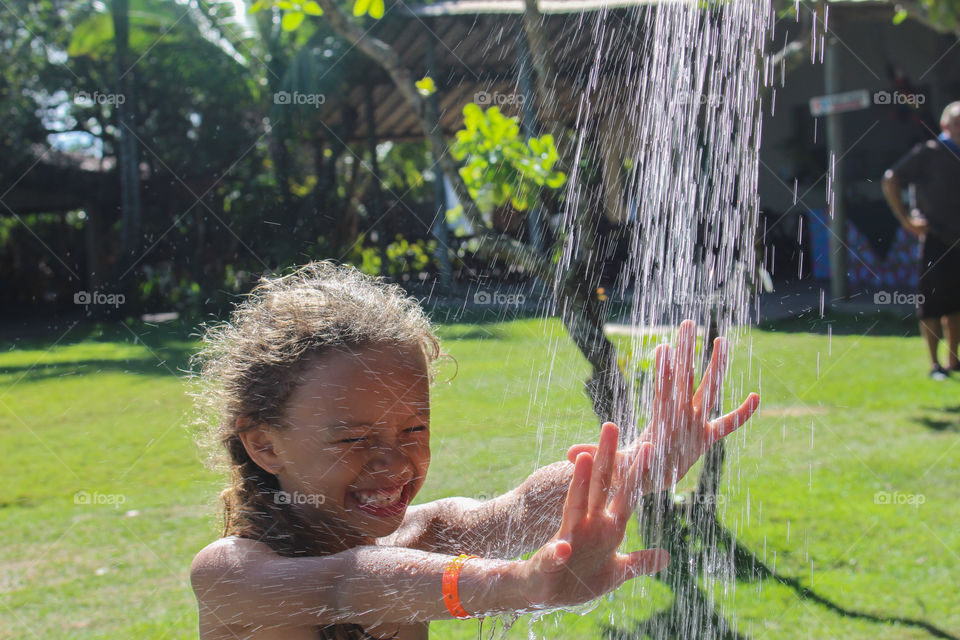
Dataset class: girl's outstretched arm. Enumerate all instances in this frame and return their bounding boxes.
[190,536,519,631]
[413,319,759,559]
[190,426,668,633]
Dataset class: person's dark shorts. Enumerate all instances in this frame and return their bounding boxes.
[918,233,960,318]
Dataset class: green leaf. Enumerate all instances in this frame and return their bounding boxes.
[369,0,385,19]
[353,0,371,16]
[281,10,305,30]
[545,172,567,188]
[248,0,265,13]
[67,12,114,58]
[415,76,437,97]
[302,1,324,15]
[892,8,908,24]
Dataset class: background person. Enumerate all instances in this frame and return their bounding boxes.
[882,101,960,380]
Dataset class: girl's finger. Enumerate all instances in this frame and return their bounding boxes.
[609,441,652,520]
[538,540,572,574]
[706,393,760,444]
[651,344,673,436]
[558,451,593,538]
[588,422,619,516]
[675,320,697,406]
[566,443,597,464]
[693,337,727,419]
[618,548,671,581]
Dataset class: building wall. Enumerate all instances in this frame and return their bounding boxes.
[758,5,960,285]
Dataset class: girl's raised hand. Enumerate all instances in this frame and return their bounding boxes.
[515,422,670,610]
[566,319,759,495]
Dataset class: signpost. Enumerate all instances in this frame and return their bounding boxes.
[812,30,865,301]
[808,89,871,117]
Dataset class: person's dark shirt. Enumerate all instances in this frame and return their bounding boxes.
[888,138,960,243]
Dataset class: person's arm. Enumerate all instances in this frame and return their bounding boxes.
[414,320,759,560]
[397,461,575,559]
[881,169,928,236]
[192,425,671,630]
[191,536,522,630]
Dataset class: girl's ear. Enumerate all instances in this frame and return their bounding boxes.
[237,422,284,475]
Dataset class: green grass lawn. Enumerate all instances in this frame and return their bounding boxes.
[1,313,958,639]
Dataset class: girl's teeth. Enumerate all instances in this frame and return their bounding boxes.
[354,487,403,506]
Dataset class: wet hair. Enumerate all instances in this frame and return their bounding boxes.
[941,101,960,128]
[190,260,442,558]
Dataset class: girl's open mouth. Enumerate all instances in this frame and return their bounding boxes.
[349,482,412,518]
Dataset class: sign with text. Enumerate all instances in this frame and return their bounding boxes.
[809,89,871,117]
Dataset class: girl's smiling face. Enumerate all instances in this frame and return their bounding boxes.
[265,343,431,543]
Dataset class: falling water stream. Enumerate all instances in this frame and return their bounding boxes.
[495,0,772,637]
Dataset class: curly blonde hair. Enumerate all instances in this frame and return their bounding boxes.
[190,261,442,557]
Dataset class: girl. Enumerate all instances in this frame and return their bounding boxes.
[190,261,759,640]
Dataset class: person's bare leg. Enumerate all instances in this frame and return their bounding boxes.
[920,317,942,369]
[943,313,960,369]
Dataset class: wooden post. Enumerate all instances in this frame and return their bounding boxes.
[517,34,545,252]
[364,83,388,277]
[824,17,848,300]
[425,39,452,292]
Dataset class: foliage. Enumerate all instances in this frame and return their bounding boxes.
[450,104,566,215]
[895,0,960,32]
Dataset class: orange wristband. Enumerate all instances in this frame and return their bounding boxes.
[442,553,478,619]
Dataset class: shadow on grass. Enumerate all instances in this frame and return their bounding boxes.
[916,405,960,432]
[605,499,959,640]
[758,310,921,337]
[0,307,541,383]
[0,318,199,383]
[725,534,960,640]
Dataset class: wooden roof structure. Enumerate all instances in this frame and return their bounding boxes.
[316,0,653,143]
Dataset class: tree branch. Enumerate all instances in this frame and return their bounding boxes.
[312,0,554,281]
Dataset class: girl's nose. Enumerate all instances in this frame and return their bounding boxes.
[367,444,412,479]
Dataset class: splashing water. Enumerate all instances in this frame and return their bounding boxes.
[519,0,771,637]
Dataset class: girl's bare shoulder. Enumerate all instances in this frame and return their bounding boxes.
[191,536,275,587]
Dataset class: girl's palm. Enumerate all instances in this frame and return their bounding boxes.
[520,423,669,610]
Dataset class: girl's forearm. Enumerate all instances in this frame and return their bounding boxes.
[420,461,577,559]
[510,460,575,552]
[334,546,524,624]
